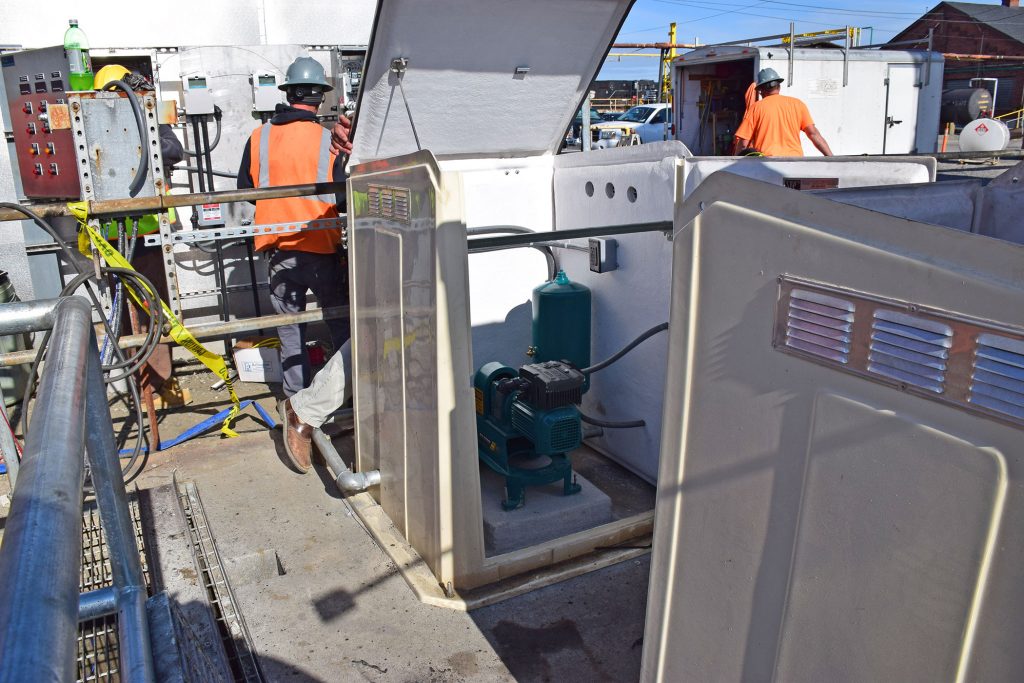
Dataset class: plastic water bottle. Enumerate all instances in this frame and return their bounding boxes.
[64,19,93,91]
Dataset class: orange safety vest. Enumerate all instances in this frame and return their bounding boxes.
[248,120,341,253]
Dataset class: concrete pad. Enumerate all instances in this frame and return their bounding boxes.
[480,465,613,556]
[129,429,649,681]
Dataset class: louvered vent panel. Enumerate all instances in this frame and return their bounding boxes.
[784,288,855,364]
[970,334,1024,420]
[868,310,951,393]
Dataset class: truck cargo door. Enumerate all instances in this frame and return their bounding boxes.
[883,64,921,154]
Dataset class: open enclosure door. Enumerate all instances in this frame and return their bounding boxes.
[643,173,1024,682]
[883,63,920,153]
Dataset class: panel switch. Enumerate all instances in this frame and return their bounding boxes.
[27,143,39,156]
[588,238,618,273]
[44,142,56,155]
[22,102,32,115]
[48,163,59,176]
[32,163,43,176]
[25,122,36,135]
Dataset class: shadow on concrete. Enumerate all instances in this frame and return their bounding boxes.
[470,555,651,683]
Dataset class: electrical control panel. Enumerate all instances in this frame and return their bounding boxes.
[1,46,81,199]
[252,72,282,113]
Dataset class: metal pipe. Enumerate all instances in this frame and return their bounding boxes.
[0,297,63,333]
[79,586,119,622]
[0,180,348,223]
[311,429,380,493]
[0,392,19,485]
[117,587,155,683]
[0,297,91,683]
[468,221,672,252]
[0,304,350,367]
[84,334,155,682]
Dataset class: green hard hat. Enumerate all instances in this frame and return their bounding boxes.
[280,57,333,92]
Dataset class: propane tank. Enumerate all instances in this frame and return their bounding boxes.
[959,118,1010,153]
[531,270,591,388]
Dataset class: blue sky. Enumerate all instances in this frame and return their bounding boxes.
[599,0,948,79]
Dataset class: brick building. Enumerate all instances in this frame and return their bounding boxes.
[889,1,1024,115]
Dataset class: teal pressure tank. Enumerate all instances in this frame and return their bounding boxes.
[532,270,591,389]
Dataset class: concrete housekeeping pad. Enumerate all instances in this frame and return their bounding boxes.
[480,466,613,556]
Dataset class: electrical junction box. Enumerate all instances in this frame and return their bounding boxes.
[181,75,214,115]
[195,203,224,227]
[252,72,282,113]
[588,237,617,273]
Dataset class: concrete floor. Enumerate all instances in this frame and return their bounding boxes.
[130,385,650,683]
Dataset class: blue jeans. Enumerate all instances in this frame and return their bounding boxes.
[267,249,349,397]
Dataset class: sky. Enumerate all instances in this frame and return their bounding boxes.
[598,0,951,80]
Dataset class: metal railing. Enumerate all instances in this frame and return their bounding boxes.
[0,297,154,683]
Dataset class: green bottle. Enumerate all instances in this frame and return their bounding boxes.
[64,19,93,91]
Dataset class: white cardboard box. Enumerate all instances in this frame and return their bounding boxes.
[232,345,282,383]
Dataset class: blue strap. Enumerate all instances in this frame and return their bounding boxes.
[116,399,277,455]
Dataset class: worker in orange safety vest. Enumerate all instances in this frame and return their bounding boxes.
[237,56,349,404]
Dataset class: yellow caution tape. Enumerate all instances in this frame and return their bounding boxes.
[68,201,242,437]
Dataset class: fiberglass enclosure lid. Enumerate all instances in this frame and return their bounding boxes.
[350,0,634,164]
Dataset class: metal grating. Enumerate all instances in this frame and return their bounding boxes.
[784,288,855,364]
[176,479,264,683]
[970,334,1024,420]
[868,310,952,394]
[774,276,1024,430]
[77,493,151,683]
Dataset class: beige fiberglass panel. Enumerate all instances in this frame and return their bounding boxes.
[642,174,1024,682]
[349,151,482,584]
[350,0,634,163]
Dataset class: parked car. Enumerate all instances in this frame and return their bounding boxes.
[600,111,624,121]
[590,103,671,148]
[565,108,604,146]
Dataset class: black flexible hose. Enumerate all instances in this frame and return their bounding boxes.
[4,202,160,481]
[582,322,669,375]
[579,412,645,429]
[182,109,222,156]
[102,80,150,198]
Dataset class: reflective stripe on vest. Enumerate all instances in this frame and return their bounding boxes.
[256,123,336,204]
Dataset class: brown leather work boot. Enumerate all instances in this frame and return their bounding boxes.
[278,399,313,473]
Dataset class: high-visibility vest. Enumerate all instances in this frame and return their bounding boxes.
[248,120,341,254]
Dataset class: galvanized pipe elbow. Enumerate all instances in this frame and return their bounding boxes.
[311,429,380,494]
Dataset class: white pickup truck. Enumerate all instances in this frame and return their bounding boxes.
[590,103,671,149]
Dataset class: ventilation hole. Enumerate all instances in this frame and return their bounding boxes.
[867,310,951,393]
[585,181,594,197]
[627,186,638,202]
[605,183,615,199]
[784,288,855,364]
[970,333,1024,419]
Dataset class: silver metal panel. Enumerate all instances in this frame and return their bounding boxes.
[74,92,160,201]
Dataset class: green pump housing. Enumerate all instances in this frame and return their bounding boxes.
[531,270,591,388]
